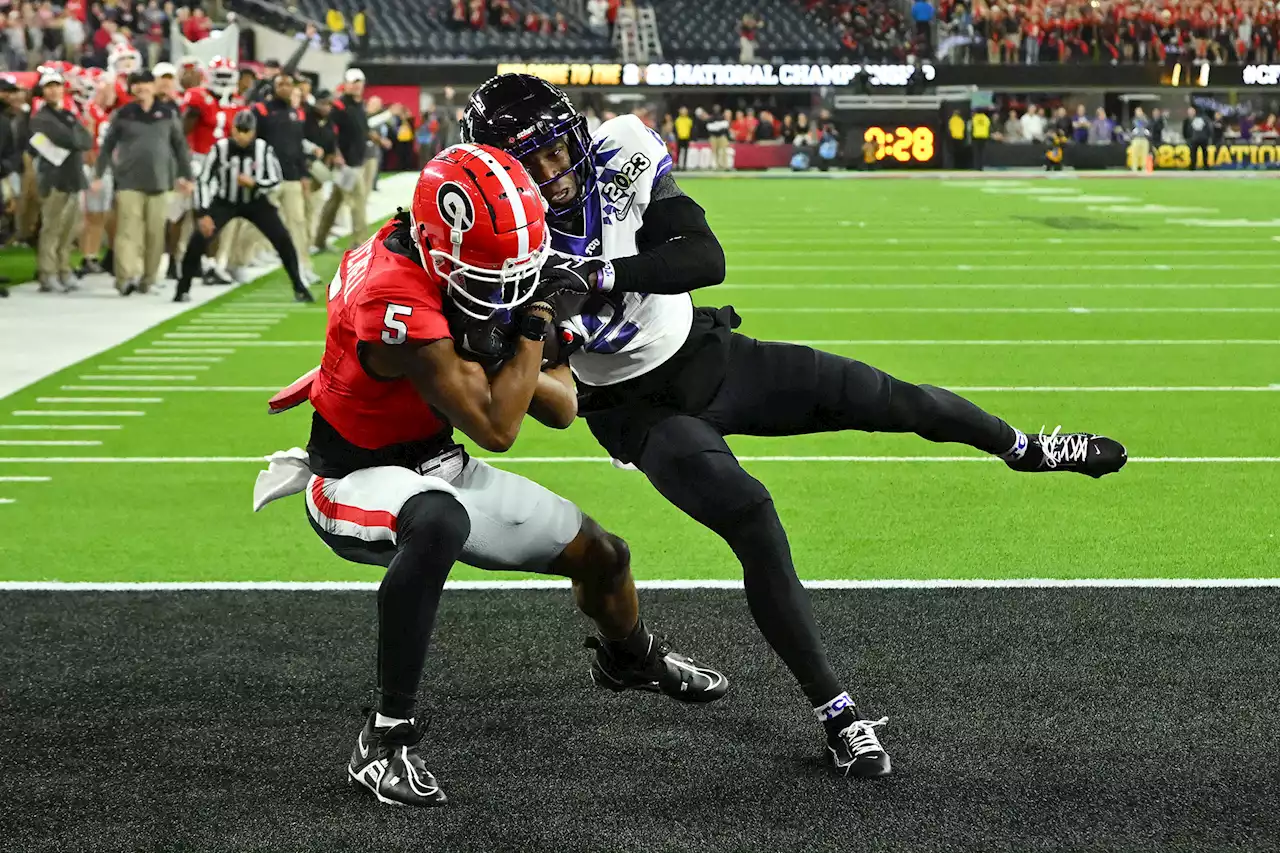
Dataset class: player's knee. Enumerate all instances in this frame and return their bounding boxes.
[397,490,471,561]
[573,516,631,583]
[647,444,771,532]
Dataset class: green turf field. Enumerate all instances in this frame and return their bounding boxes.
[2,176,1276,582]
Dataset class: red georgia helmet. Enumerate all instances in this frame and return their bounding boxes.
[410,143,548,321]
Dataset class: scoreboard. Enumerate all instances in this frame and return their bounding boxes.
[834,98,944,168]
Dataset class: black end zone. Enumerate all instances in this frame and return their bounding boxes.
[3,589,1277,852]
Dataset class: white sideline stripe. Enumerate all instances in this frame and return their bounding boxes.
[0,455,1277,464]
[163,332,261,339]
[0,499,14,505]
[740,307,1280,314]
[118,357,224,363]
[134,348,234,355]
[36,397,162,403]
[60,385,279,392]
[741,264,1280,271]
[716,282,1280,290]
[51,385,1279,394]
[96,365,211,372]
[80,375,197,381]
[176,327,272,333]
[3,578,1280,592]
[0,476,51,482]
[13,410,145,416]
[795,339,1280,346]
[188,317,283,322]
[0,425,122,431]
[144,338,1280,349]
[0,440,103,446]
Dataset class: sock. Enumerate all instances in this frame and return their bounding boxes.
[374,712,410,729]
[603,618,652,663]
[1000,428,1029,461]
[815,692,858,736]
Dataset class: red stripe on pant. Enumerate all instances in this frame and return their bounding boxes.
[310,476,399,533]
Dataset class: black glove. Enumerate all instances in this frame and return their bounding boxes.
[536,254,612,320]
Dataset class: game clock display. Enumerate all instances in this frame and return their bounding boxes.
[861,125,939,167]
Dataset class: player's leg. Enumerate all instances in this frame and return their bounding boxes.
[245,201,312,301]
[702,334,1126,477]
[306,466,465,807]
[174,206,232,302]
[621,413,888,775]
[448,457,727,704]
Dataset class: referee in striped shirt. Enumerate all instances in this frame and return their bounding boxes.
[175,109,314,303]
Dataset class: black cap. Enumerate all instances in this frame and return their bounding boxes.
[0,76,17,92]
[239,67,257,78]
[129,70,154,86]
[314,88,332,100]
[264,59,281,69]
[233,108,257,132]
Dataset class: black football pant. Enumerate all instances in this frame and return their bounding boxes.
[309,491,471,719]
[588,333,1016,708]
[177,199,305,297]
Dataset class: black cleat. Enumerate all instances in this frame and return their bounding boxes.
[826,715,891,778]
[586,634,728,703]
[1006,427,1127,478]
[347,714,447,807]
[203,267,233,286]
[293,287,316,303]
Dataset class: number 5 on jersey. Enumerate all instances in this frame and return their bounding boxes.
[382,303,414,345]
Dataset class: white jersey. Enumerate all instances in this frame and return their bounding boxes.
[551,115,691,387]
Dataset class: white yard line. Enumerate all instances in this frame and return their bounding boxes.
[45,384,1279,394]
[0,440,103,447]
[60,385,279,392]
[134,348,234,355]
[0,476,51,482]
[0,455,1276,464]
[162,333,262,339]
[36,397,163,403]
[79,375,198,381]
[150,341,318,347]
[0,499,15,505]
[96,365,211,372]
[117,357,223,364]
[2,578,1278,592]
[0,425,122,430]
[12,410,145,416]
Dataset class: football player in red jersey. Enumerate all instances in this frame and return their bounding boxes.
[80,75,118,276]
[252,144,726,807]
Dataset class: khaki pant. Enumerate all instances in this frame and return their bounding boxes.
[115,190,169,289]
[216,218,269,270]
[709,136,730,170]
[277,180,313,275]
[303,177,322,237]
[1128,137,1151,171]
[37,190,81,278]
[315,166,368,250]
[363,156,379,196]
[18,154,42,242]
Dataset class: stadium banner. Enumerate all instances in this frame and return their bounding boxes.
[1153,142,1280,169]
[681,142,795,170]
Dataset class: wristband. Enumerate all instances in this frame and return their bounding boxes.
[594,260,616,293]
[517,311,550,342]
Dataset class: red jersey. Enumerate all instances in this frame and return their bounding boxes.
[310,223,453,450]
[181,86,229,155]
[30,93,81,119]
[87,102,112,156]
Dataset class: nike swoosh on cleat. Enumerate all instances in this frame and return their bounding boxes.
[358,732,369,759]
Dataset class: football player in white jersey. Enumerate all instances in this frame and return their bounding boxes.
[463,74,1128,779]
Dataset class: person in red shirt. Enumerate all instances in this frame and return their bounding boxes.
[253,145,725,808]
[182,7,212,42]
[79,78,118,276]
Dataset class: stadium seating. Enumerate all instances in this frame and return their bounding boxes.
[232,0,612,60]
[650,0,845,62]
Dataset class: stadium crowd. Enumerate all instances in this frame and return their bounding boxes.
[0,23,401,299]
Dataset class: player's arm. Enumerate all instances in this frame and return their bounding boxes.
[546,174,725,298]
[368,305,555,452]
[527,365,577,429]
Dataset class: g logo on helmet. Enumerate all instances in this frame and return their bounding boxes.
[436,182,475,234]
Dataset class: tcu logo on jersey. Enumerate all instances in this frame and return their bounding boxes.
[599,152,651,221]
